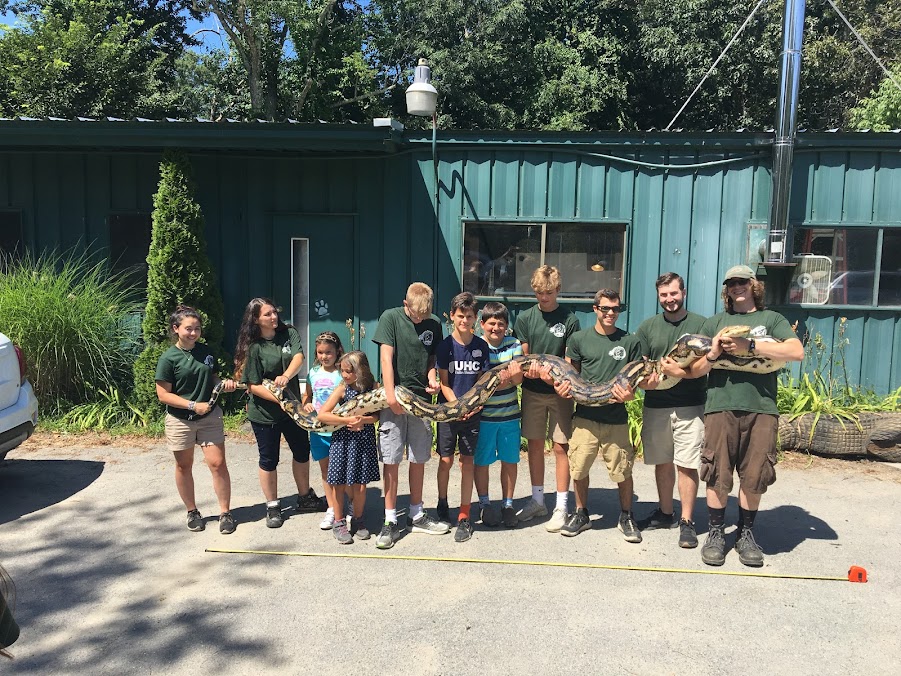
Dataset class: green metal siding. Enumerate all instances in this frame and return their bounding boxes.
[2,126,900,393]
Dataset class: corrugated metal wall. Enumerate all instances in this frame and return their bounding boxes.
[1,134,899,393]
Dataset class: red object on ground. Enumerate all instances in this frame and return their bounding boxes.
[848,566,868,583]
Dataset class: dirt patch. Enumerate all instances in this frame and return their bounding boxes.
[778,449,901,483]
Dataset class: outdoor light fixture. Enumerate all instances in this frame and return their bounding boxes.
[405,58,438,117]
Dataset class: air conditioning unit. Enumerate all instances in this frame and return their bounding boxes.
[789,255,833,304]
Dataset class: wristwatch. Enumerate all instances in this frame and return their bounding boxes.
[705,353,718,363]
[748,339,757,354]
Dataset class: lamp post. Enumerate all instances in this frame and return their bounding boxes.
[405,59,440,292]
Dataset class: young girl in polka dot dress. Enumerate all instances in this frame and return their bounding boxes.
[317,351,381,544]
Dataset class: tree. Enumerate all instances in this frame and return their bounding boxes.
[132,149,226,413]
[849,66,901,130]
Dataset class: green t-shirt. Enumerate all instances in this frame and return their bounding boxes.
[513,303,581,395]
[700,310,798,415]
[241,326,304,425]
[636,311,708,409]
[372,306,442,398]
[566,326,642,425]
[155,343,218,420]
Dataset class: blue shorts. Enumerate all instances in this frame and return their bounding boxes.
[309,432,331,462]
[474,419,521,466]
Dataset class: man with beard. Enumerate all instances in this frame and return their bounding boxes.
[635,273,707,549]
[687,265,803,567]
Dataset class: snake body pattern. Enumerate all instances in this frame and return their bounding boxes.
[207,326,784,433]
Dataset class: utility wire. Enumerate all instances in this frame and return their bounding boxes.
[827,0,901,95]
[666,0,772,131]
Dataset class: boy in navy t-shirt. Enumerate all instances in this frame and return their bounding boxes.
[436,292,490,543]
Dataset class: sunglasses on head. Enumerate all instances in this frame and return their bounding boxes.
[725,278,750,288]
[595,305,622,314]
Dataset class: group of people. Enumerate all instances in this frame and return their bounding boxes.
[155,262,803,568]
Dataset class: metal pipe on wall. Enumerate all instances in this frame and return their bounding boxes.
[767,0,806,263]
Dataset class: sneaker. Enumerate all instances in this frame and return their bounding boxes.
[187,509,205,532]
[678,519,698,548]
[436,500,450,523]
[560,510,591,537]
[408,512,451,534]
[266,505,284,529]
[297,488,328,513]
[480,504,500,527]
[319,507,335,530]
[351,517,370,540]
[546,507,568,533]
[735,528,764,567]
[332,519,353,544]
[638,507,676,530]
[454,518,474,543]
[502,506,517,529]
[376,521,402,549]
[618,512,643,543]
[701,525,726,566]
[516,499,548,522]
[219,511,236,535]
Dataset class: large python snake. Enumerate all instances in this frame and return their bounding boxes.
[208,355,654,433]
[653,325,785,390]
[206,326,783,431]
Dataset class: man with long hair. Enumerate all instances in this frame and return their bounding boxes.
[687,265,803,567]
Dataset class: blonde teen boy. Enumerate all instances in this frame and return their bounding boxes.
[435,292,490,542]
[513,265,581,531]
[372,282,450,550]
[474,302,524,529]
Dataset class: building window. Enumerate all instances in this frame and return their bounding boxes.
[462,221,627,299]
[0,211,24,266]
[788,227,901,306]
[109,213,151,288]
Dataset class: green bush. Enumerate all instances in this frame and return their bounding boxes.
[134,149,228,416]
[0,250,141,411]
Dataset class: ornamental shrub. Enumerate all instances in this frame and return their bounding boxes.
[133,149,226,414]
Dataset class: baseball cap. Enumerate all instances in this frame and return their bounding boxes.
[722,265,756,285]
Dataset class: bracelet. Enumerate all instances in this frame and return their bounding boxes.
[188,400,196,412]
[748,339,757,354]
[705,354,718,363]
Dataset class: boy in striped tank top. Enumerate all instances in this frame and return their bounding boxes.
[473,302,524,529]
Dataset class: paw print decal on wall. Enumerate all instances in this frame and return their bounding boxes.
[314,299,329,318]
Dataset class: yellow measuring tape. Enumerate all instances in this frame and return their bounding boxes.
[205,548,862,582]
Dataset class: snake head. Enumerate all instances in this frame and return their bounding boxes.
[718,325,751,339]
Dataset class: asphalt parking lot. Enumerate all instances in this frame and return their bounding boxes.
[1,434,899,675]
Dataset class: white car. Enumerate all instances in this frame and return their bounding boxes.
[0,332,38,460]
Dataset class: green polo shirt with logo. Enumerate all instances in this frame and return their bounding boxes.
[566,326,642,425]
[514,304,581,395]
[635,311,708,409]
[700,310,797,415]
[155,343,218,420]
[241,326,304,425]
[372,306,442,398]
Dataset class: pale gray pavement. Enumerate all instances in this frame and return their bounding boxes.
[1,433,899,675]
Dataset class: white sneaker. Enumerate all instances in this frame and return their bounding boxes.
[319,507,335,530]
[546,508,568,533]
[516,499,548,522]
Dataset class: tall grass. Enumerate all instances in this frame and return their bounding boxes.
[0,250,142,412]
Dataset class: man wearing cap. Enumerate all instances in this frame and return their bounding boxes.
[686,265,803,567]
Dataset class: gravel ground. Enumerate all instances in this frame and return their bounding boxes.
[1,432,899,675]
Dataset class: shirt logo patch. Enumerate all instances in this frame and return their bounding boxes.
[549,323,566,338]
[282,343,292,354]
[750,325,767,337]
[204,355,215,368]
[420,330,434,347]
[472,349,483,358]
[609,346,627,360]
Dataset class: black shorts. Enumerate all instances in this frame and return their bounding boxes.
[251,419,310,471]
[436,417,480,458]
